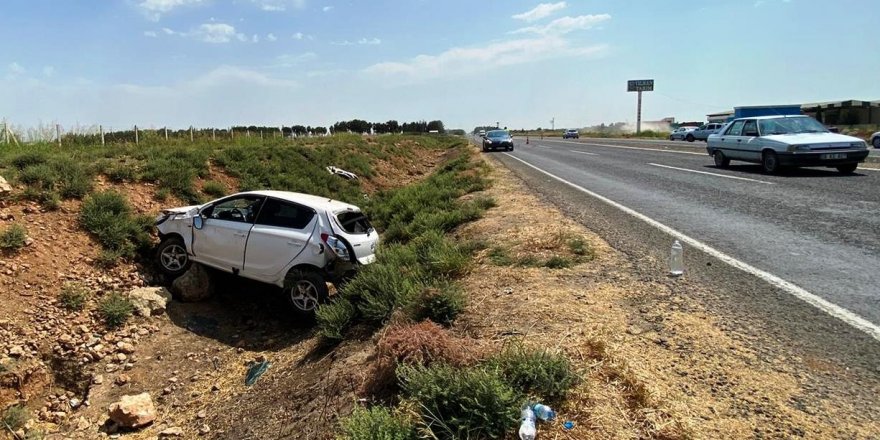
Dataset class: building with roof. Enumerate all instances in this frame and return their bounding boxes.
[706,99,880,125]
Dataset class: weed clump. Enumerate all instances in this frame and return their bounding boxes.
[316,299,357,341]
[411,283,466,326]
[2,404,29,431]
[202,180,227,198]
[98,292,134,328]
[0,223,27,251]
[59,282,89,311]
[488,343,576,401]
[339,406,416,440]
[79,191,153,262]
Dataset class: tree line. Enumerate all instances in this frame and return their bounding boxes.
[332,119,445,134]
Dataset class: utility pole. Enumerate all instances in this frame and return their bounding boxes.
[550,117,555,131]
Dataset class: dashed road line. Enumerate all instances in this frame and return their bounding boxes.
[648,163,774,184]
[570,150,598,156]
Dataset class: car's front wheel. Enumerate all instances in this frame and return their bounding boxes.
[762,150,780,174]
[156,237,190,277]
[836,163,858,174]
[283,269,329,317]
[873,138,880,149]
[686,134,695,142]
[713,150,730,169]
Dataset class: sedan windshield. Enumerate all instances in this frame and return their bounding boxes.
[487,130,510,138]
[758,117,828,135]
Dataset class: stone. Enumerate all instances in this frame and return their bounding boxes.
[127,287,172,317]
[8,345,24,357]
[115,374,130,386]
[159,426,185,437]
[0,176,12,195]
[171,264,214,302]
[116,341,136,354]
[107,393,156,429]
[198,424,210,435]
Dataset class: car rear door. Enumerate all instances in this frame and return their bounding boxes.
[333,209,378,265]
[719,120,746,159]
[193,195,265,272]
[243,197,317,282]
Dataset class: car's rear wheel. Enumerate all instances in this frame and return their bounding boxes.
[508,145,514,151]
[873,137,880,149]
[762,150,780,174]
[669,135,674,141]
[836,163,858,174]
[686,134,695,142]
[283,269,329,317]
[156,237,190,277]
[713,150,730,169]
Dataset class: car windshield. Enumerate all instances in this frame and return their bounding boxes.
[758,117,828,135]
[487,130,509,138]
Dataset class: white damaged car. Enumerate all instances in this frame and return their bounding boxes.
[155,190,378,315]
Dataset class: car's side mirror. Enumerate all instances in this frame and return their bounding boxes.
[193,215,204,230]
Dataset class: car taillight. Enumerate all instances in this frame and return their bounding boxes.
[321,233,350,260]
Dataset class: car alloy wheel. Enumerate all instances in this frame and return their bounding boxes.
[160,244,187,271]
[288,280,321,311]
[762,151,779,174]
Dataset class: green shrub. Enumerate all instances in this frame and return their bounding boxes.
[411,231,469,278]
[544,256,573,269]
[488,343,576,401]
[0,223,27,251]
[316,299,357,340]
[412,283,466,326]
[398,364,520,439]
[106,162,138,183]
[18,163,57,190]
[567,237,593,259]
[59,283,89,311]
[2,404,29,431]
[202,180,227,198]
[79,191,153,261]
[52,158,92,199]
[98,292,134,328]
[488,247,513,266]
[345,263,423,324]
[154,188,170,201]
[515,255,541,267]
[10,151,48,170]
[339,406,416,440]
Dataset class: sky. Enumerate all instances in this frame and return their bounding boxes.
[2,0,879,131]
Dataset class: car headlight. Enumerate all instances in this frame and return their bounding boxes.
[850,142,867,149]
[786,145,811,152]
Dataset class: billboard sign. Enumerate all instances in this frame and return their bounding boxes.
[627,79,654,92]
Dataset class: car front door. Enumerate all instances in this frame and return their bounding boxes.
[740,119,762,161]
[242,198,317,282]
[192,195,265,272]
[720,120,746,159]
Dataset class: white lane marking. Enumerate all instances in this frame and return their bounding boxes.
[503,153,880,342]
[649,163,774,185]
[544,138,706,155]
[570,150,598,156]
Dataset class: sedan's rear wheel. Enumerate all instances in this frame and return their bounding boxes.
[156,237,190,277]
[283,270,329,317]
[686,134,695,142]
[762,151,780,174]
[713,150,730,169]
[836,163,858,174]
[873,137,880,149]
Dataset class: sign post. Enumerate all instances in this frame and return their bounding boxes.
[627,79,654,134]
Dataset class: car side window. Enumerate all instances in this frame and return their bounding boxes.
[726,120,745,136]
[203,196,264,223]
[254,198,316,229]
[743,120,758,137]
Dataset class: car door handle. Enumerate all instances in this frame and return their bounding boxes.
[233,232,247,238]
[287,241,303,247]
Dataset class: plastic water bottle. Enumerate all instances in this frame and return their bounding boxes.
[519,406,536,440]
[532,403,556,421]
[669,240,684,276]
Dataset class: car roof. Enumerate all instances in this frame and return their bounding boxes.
[238,190,360,212]
[731,115,810,121]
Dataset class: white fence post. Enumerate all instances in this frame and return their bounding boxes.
[100,125,105,146]
[212,128,216,141]
[190,126,194,142]
[135,125,139,145]
[56,124,61,146]
[164,127,168,141]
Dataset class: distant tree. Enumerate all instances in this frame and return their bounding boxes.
[427,120,445,133]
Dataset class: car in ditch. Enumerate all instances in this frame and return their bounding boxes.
[482,129,514,152]
[687,123,726,142]
[706,115,869,174]
[155,190,378,315]
[562,129,579,139]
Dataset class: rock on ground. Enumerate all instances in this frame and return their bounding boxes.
[128,286,172,317]
[107,392,157,429]
[171,264,214,302]
[0,176,11,195]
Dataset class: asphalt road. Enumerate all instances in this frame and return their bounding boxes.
[487,136,880,367]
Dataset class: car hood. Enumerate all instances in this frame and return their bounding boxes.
[762,132,864,146]
[486,137,511,141]
[161,205,201,216]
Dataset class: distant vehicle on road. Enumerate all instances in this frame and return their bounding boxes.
[706,115,869,174]
[687,123,726,142]
[669,126,698,141]
[871,131,880,149]
[562,129,579,139]
[482,129,514,152]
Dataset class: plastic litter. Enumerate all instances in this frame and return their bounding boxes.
[563,421,575,430]
[326,166,358,180]
[669,240,684,276]
[532,403,556,421]
[245,360,270,386]
[518,406,536,440]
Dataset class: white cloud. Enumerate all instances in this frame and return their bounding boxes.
[512,2,566,22]
[332,37,381,46]
[162,27,176,35]
[42,66,55,78]
[322,5,333,12]
[8,62,25,76]
[292,32,314,40]
[137,0,204,21]
[250,0,306,11]
[358,37,381,45]
[511,14,611,35]
[252,34,260,43]
[364,35,606,82]
[190,23,244,43]
[266,33,278,41]
[144,30,158,37]
[275,52,317,67]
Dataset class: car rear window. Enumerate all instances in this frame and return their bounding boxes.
[337,211,373,234]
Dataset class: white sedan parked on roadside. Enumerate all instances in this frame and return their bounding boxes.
[155,190,378,315]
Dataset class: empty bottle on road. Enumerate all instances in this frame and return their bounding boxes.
[669,240,684,276]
